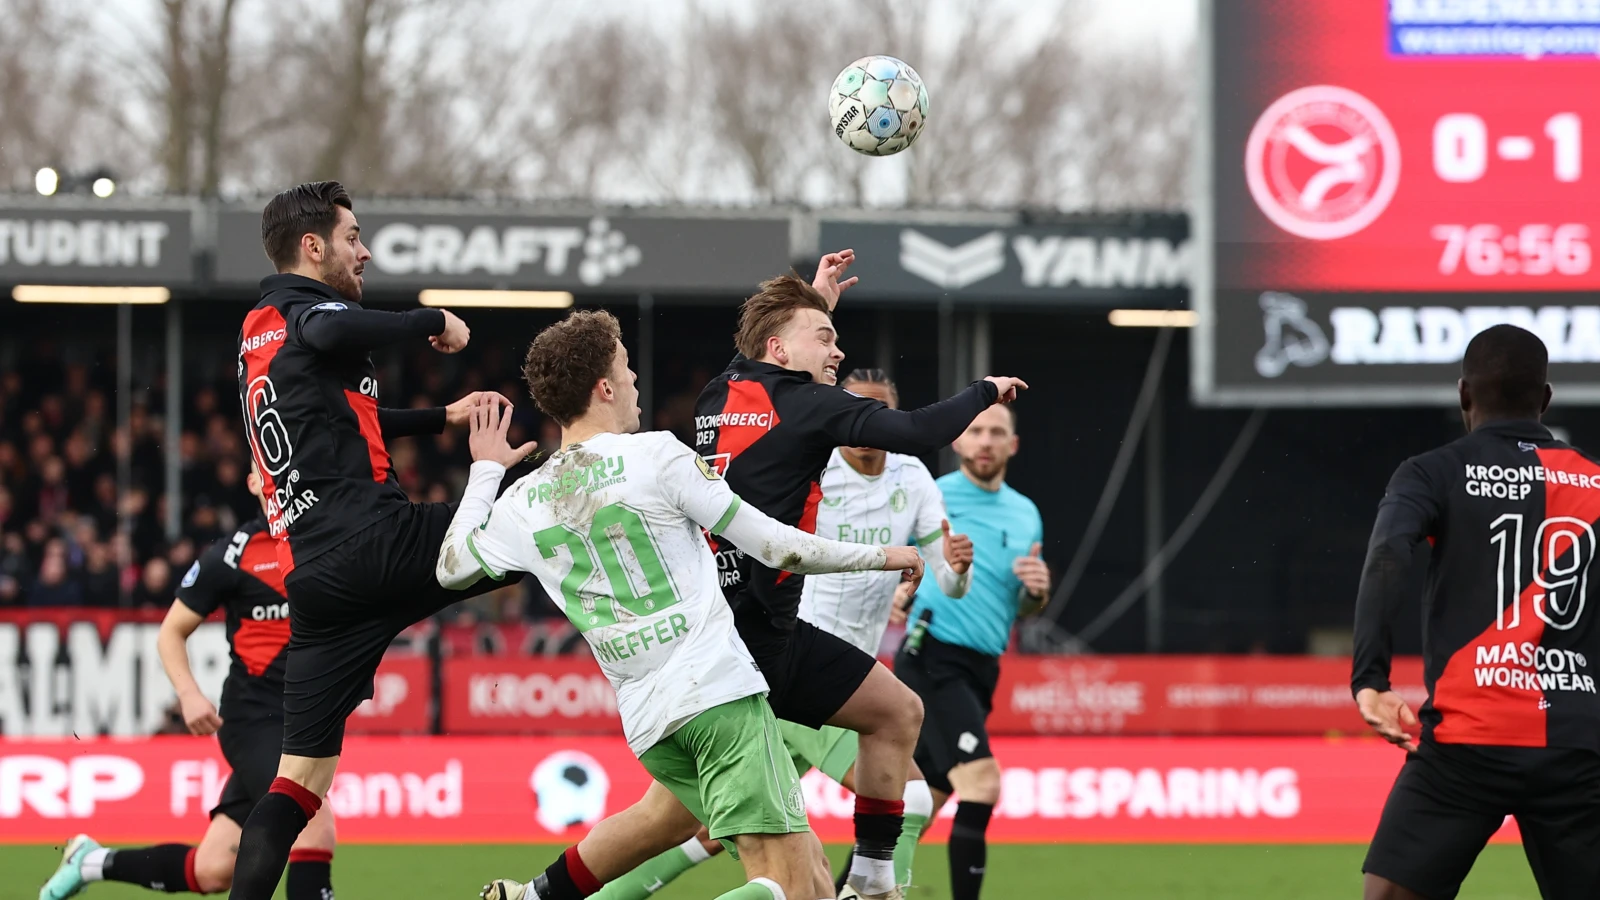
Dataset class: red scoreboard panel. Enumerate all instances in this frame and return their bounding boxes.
[1198,0,1600,405]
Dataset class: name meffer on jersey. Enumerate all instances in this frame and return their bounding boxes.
[449,431,770,756]
[237,275,405,570]
[175,518,291,723]
[1354,421,1600,750]
[800,450,947,656]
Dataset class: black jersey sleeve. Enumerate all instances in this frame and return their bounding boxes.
[379,406,447,437]
[296,305,446,354]
[796,380,999,455]
[174,539,240,618]
[1352,455,1444,696]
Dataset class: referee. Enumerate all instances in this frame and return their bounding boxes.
[893,402,1049,900]
[1353,324,1600,900]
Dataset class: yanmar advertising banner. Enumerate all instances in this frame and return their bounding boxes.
[0,735,1516,845]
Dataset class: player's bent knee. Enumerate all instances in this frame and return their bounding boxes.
[193,851,235,894]
[949,758,1002,804]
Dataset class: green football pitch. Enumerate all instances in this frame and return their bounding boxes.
[7,842,1542,899]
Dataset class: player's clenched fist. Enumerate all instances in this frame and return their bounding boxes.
[430,309,471,353]
[1013,542,1049,599]
[467,396,537,468]
[941,518,973,575]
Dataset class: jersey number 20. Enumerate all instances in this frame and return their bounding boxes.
[533,503,682,632]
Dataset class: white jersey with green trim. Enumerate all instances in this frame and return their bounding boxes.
[799,449,957,656]
[441,430,767,755]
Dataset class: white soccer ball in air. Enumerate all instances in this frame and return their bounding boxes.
[829,56,928,156]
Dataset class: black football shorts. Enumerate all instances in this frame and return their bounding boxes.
[211,717,284,825]
[280,500,518,758]
[736,611,879,730]
[894,633,1000,795]
[1364,741,1600,900]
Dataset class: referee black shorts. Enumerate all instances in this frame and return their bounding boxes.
[1364,741,1600,900]
[210,717,284,825]
[281,501,518,758]
[735,609,879,730]
[894,633,1000,795]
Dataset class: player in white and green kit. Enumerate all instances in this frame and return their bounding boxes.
[592,369,973,899]
[437,313,925,900]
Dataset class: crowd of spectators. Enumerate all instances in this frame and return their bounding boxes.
[0,342,705,643]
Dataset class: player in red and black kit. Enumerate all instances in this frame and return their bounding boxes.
[39,466,336,900]
[695,268,1023,899]
[1353,324,1600,900]
[227,181,523,900]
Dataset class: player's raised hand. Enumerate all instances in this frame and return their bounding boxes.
[430,309,471,353]
[1013,542,1050,600]
[468,396,536,467]
[179,691,223,736]
[1357,687,1421,752]
[984,375,1029,404]
[812,248,859,311]
[446,391,513,427]
[941,518,973,575]
[883,545,925,587]
[889,580,917,626]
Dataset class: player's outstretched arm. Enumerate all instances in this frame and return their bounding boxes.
[824,376,1025,456]
[716,498,923,578]
[297,304,467,354]
[437,400,537,590]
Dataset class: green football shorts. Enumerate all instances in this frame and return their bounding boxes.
[639,693,809,846]
[779,720,859,783]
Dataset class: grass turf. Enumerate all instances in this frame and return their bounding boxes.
[9,842,1542,899]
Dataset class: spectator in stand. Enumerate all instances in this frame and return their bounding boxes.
[132,557,173,609]
[31,550,84,607]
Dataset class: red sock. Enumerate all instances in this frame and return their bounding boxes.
[564,845,602,895]
[269,777,323,819]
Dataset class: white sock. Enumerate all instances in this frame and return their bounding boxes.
[848,854,895,895]
[680,836,713,864]
[749,876,785,899]
[80,848,113,882]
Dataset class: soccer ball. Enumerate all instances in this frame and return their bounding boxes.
[829,56,928,156]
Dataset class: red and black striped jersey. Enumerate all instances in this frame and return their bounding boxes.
[694,357,997,643]
[237,275,447,570]
[1354,420,1600,750]
[175,518,290,723]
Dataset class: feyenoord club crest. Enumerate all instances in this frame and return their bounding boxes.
[1244,85,1401,241]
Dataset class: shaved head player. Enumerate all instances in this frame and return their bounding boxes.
[1354,324,1600,900]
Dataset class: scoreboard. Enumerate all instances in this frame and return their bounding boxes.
[1196,0,1600,405]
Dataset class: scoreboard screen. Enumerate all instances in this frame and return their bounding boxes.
[1197,0,1600,405]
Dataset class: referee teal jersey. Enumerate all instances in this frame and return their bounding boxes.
[910,470,1044,657]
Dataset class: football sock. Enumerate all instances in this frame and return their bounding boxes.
[287,848,334,900]
[80,848,113,882]
[98,844,197,892]
[532,845,602,900]
[896,779,933,887]
[228,778,320,900]
[948,801,993,900]
[848,795,903,894]
[589,838,710,900]
[712,877,783,900]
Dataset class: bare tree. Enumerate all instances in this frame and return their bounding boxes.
[0,0,133,190]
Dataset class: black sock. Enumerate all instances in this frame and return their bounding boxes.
[531,846,600,900]
[229,792,311,900]
[949,801,993,900]
[104,844,195,892]
[853,817,902,860]
[287,859,334,900]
